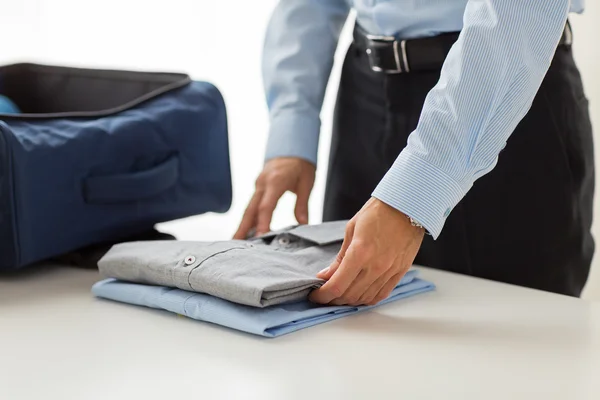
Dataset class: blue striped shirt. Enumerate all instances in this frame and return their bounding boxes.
[262,0,585,238]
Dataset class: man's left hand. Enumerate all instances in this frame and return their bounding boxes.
[309,197,425,306]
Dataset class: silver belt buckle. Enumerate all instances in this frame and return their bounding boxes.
[365,34,410,74]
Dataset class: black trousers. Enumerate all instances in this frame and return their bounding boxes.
[323,36,595,297]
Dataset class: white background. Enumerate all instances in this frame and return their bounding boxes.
[1,0,598,300]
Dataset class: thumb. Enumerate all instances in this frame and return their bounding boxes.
[294,176,313,225]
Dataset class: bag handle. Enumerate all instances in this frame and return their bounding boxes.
[83,156,179,204]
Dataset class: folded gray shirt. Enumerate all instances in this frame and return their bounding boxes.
[97,221,348,307]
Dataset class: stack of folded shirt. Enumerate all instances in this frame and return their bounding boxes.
[92,220,435,337]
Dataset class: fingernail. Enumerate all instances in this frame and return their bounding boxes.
[318,267,329,276]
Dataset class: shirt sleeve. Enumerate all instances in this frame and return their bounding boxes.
[372,0,571,239]
[262,0,351,166]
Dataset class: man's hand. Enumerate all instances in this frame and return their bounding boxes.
[234,157,316,239]
[309,197,425,306]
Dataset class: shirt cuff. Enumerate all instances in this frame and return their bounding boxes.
[264,112,321,166]
[372,149,469,239]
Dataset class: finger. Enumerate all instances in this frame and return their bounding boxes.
[316,258,340,281]
[358,267,399,305]
[336,260,393,306]
[294,176,313,225]
[255,188,285,235]
[233,192,262,239]
[309,243,365,304]
[316,221,355,280]
[329,269,370,306]
[370,272,404,305]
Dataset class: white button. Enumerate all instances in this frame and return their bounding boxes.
[184,255,196,265]
[278,237,290,245]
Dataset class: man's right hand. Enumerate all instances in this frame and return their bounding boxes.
[233,157,316,239]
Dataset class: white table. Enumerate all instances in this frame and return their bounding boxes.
[1,265,598,400]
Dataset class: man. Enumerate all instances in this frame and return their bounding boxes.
[235,0,595,305]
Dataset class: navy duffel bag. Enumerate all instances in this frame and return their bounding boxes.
[0,63,232,270]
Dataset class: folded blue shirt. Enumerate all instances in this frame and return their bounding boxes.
[92,269,435,337]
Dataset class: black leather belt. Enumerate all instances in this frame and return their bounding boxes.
[353,22,573,74]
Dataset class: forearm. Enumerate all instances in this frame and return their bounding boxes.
[373,0,571,238]
[262,0,350,165]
